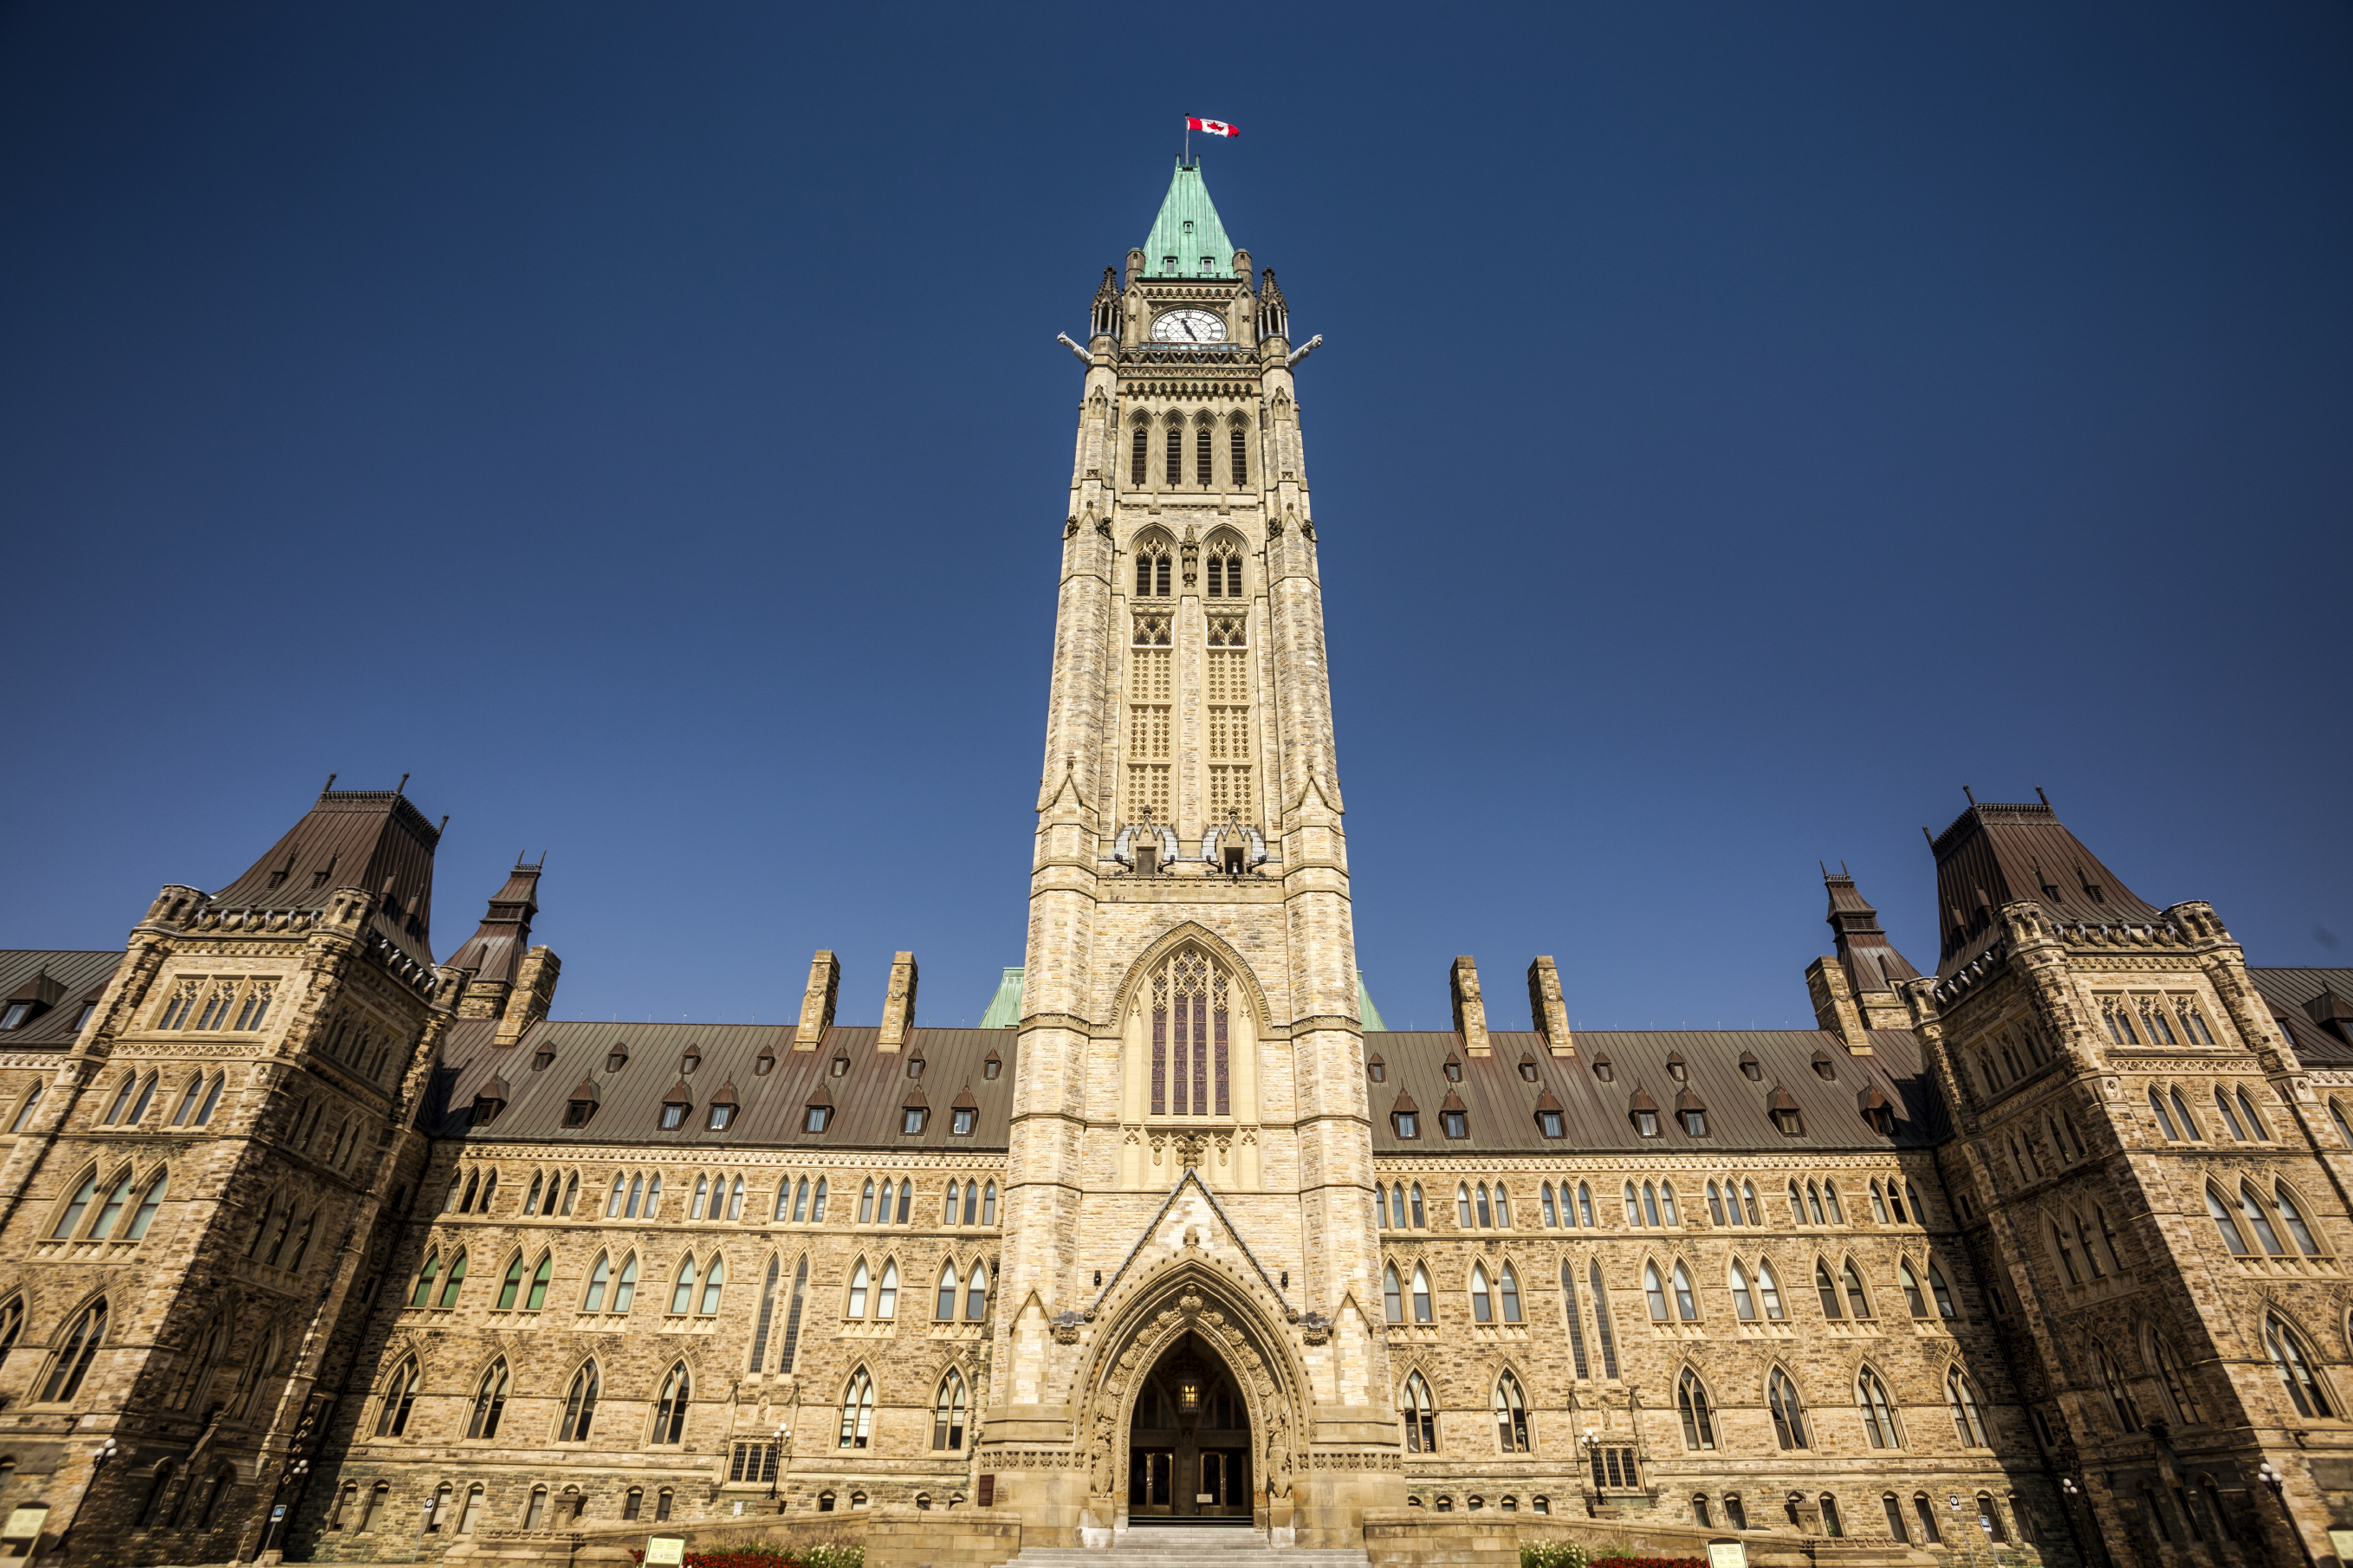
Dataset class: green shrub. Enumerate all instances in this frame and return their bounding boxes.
[1520,1542,1591,1568]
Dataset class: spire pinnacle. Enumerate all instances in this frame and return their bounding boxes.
[1141,160,1237,281]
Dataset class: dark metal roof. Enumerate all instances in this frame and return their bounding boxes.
[211,784,444,969]
[0,951,122,1048]
[1823,868,1920,994]
[444,859,544,988]
[434,1020,1019,1151]
[1366,1027,1942,1156]
[2249,969,2353,1067]
[1929,799,2162,977]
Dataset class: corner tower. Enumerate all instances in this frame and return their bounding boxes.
[997,159,1390,1542]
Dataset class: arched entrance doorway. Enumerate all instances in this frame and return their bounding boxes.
[1127,1332,1253,1519]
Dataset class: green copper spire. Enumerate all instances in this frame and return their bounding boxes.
[1142,159,1237,280]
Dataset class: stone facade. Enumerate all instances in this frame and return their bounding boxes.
[0,158,2347,1568]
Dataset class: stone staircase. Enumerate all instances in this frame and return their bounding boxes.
[1002,1523,1372,1568]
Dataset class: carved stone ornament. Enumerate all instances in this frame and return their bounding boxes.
[1298,1310,1332,1346]
[1051,1309,1086,1344]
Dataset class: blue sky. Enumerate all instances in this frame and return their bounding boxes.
[2,3,2347,1032]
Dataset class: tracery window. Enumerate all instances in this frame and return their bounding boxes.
[1400,1371,1436,1452]
[1677,1370,1716,1449]
[1148,947,1231,1118]
[1855,1366,1900,1448]
[2265,1316,2333,1418]
[1767,1367,1809,1449]
[1128,613,1172,825]
[1589,1260,1620,1377]
[2150,1337,2203,1425]
[1134,542,1171,599]
[467,1360,510,1439]
[1494,1370,1530,1452]
[1411,1264,1433,1323]
[1196,424,1213,486]
[1755,1259,1786,1319]
[2097,1344,2142,1430]
[40,1297,107,1406]
[652,1363,690,1444]
[1384,1265,1403,1323]
[1131,424,1149,486]
[1558,1262,1591,1377]
[839,1368,877,1448]
[1947,1369,1988,1446]
[1164,423,1183,486]
[1730,1260,1757,1320]
[1499,1263,1522,1322]
[934,1370,968,1450]
[964,1260,989,1320]
[1206,613,1251,824]
[375,1357,419,1437]
[1229,422,1248,486]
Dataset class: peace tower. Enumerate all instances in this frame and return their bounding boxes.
[988,155,1395,1540]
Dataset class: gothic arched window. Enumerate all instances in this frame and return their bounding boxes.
[1164,423,1183,487]
[839,1367,876,1448]
[1196,424,1212,486]
[1147,947,1232,1118]
[1766,1368,1808,1449]
[1855,1366,1900,1448]
[651,1363,690,1444]
[2265,1316,2334,1418]
[1400,1371,1436,1452]
[554,1365,597,1431]
[467,1359,510,1439]
[374,1356,418,1437]
[1229,420,1249,486]
[1134,540,1172,599]
[1384,1264,1403,1323]
[964,1260,989,1320]
[1494,1370,1530,1452]
[1677,1370,1716,1449]
[1411,1264,1433,1324]
[1947,1368,1988,1446]
[934,1370,968,1450]
[1131,424,1149,486]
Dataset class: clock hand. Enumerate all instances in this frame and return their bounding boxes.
[1183,319,1197,341]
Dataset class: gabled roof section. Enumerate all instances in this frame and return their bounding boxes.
[212,781,444,968]
[1142,160,1237,280]
[445,858,544,988]
[0,951,120,1048]
[1929,796,2161,976]
[1822,866,1920,995]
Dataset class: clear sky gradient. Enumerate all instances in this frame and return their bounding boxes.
[2,3,2347,1033]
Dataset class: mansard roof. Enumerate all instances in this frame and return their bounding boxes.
[0,950,120,1047]
[211,781,444,969]
[1141,159,1237,280]
[1929,796,2160,977]
[2249,968,2353,1066]
[1365,1027,1942,1156]
[431,1020,1018,1150]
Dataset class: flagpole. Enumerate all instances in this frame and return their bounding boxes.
[1184,116,1190,165]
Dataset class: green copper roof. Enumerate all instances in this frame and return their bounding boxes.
[1143,160,1237,280]
[978,968,1025,1029]
[1358,972,1387,1031]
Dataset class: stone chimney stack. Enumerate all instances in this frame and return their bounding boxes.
[1450,956,1489,1056]
[794,950,840,1051]
[878,951,919,1052]
[1805,956,1874,1055]
[493,947,561,1048]
[1527,956,1573,1057]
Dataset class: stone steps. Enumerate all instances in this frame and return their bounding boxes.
[1005,1537,1374,1568]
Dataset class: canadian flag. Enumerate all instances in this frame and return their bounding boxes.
[1187,117,1239,139]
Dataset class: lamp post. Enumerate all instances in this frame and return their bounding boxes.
[768,1423,790,1503]
[1578,1431,1599,1518]
[259,1458,309,1560]
[2259,1461,2317,1568]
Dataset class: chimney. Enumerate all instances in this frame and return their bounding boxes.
[493,947,561,1048]
[1450,956,1489,1056]
[1527,956,1573,1057]
[878,951,919,1053]
[794,951,840,1051]
[1804,956,1873,1055]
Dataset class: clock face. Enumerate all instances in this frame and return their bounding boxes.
[1151,308,1228,344]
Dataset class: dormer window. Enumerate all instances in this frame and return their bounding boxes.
[1768,1088,1805,1137]
[1539,1110,1564,1137]
[755,1048,775,1076]
[681,1049,701,1075]
[1391,1091,1420,1139]
[902,1105,928,1135]
[983,1050,1003,1080]
[1740,1052,1762,1081]
[1592,1054,1614,1084]
[1666,1052,1688,1083]
[562,1079,598,1128]
[707,1105,735,1131]
[71,1001,96,1032]
[907,1056,925,1079]
[659,1082,691,1131]
[1367,1056,1385,1083]
[0,1005,27,1033]
[1630,1089,1661,1138]
[532,1047,554,1071]
[953,1107,976,1135]
[1440,1091,1469,1139]
[1443,1059,1463,1084]
[607,1046,629,1072]
[1518,1059,1538,1084]
[805,1105,832,1133]
[1811,1049,1837,1082]
[830,1053,850,1079]
[1634,1110,1660,1137]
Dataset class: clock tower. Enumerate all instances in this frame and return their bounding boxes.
[987,158,1393,1543]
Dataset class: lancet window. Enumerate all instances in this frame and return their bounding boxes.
[1148,947,1231,1118]
[1127,612,1173,827]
